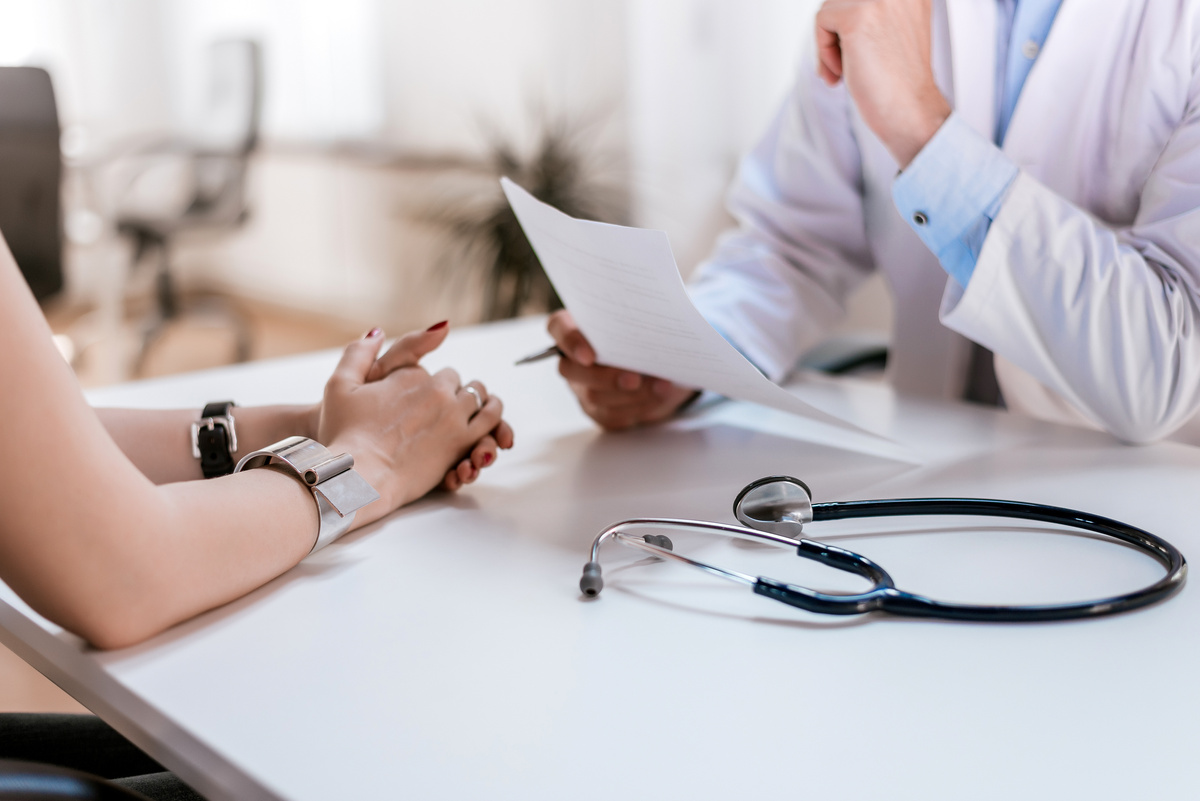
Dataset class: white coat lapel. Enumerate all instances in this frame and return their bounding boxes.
[944,0,996,141]
[1000,0,1156,224]
[1002,0,1096,152]
[999,0,1122,201]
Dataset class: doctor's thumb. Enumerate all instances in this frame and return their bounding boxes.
[547,311,595,366]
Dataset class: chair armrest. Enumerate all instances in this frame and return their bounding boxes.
[798,333,890,375]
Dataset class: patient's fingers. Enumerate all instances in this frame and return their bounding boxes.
[438,429,506,492]
[466,396,504,440]
[469,435,499,470]
[455,457,477,485]
[491,420,514,450]
[366,321,450,382]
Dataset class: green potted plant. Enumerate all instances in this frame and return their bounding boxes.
[417,115,628,321]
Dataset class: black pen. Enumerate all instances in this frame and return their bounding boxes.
[514,344,564,365]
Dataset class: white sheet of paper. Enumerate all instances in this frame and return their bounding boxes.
[502,178,886,440]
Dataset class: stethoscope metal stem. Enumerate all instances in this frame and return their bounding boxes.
[613,529,756,587]
[589,518,805,563]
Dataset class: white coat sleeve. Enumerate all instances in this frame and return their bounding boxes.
[687,65,874,383]
[941,70,1200,444]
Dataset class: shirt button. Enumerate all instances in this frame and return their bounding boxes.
[1021,40,1040,59]
[912,211,929,226]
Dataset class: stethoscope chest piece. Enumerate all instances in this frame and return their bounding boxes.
[733,476,813,539]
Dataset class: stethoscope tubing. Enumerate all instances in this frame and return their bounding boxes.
[800,497,1188,621]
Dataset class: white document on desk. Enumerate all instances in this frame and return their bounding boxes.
[502,178,885,440]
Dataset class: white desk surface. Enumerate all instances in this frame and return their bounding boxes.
[3,316,1200,800]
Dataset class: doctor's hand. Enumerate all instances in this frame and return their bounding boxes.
[548,310,699,431]
[815,0,951,168]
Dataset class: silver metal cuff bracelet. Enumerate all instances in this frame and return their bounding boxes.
[234,436,381,553]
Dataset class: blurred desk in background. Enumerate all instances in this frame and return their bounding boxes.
[1,316,1199,800]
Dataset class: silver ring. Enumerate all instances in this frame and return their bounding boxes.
[462,385,484,414]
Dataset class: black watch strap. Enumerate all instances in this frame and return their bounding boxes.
[193,401,238,479]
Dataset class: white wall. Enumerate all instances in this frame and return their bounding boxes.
[379,0,628,155]
[0,0,175,143]
[1,0,890,337]
[161,0,386,145]
[159,0,629,156]
[621,0,890,336]
[625,0,817,272]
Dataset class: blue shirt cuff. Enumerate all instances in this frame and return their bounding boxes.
[892,114,1019,288]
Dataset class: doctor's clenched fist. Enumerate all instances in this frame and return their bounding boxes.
[815,0,951,168]
[547,310,699,431]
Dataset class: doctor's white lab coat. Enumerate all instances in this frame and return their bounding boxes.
[689,0,1200,443]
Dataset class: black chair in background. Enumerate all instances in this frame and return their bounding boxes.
[115,38,262,372]
[0,67,64,305]
[0,760,150,800]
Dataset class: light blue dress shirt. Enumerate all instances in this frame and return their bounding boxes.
[892,0,1064,289]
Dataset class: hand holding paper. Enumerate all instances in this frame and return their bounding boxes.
[501,178,883,439]
[548,308,704,429]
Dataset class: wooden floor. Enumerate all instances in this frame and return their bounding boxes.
[3,294,367,715]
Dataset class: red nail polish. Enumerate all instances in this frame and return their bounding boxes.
[426,320,448,332]
[364,327,382,339]
[482,453,493,466]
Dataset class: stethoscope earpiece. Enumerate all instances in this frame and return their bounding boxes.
[580,561,603,597]
[579,535,673,598]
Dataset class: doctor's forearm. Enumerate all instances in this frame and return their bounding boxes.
[892,114,1019,289]
[942,173,1200,442]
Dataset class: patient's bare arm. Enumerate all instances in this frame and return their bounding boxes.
[0,238,513,649]
[97,405,319,484]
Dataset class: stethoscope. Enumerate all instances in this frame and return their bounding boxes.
[580,476,1187,621]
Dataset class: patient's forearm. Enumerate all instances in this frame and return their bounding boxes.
[0,237,325,649]
[10,466,320,650]
[97,405,318,483]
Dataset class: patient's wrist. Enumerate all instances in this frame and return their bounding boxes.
[297,403,321,442]
[273,404,322,447]
[235,436,382,553]
[325,436,395,516]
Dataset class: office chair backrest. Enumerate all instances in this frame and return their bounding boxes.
[186,39,262,221]
[195,39,263,156]
[0,67,63,302]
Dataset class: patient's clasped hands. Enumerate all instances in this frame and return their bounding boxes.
[314,322,514,528]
